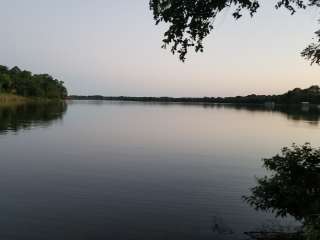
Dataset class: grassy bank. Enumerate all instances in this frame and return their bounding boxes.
[0,94,64,106]
[0,94,29,105]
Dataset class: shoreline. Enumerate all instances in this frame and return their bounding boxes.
[68,86,320,105]
[68,97,320,107]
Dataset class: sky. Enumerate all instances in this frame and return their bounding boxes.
[0,0,319,97]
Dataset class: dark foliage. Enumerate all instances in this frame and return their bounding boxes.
[150,0,320,63]
[0,65,67,99]
[302,29,320,65]
[244,143,320,239]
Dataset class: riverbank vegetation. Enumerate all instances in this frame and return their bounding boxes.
[0,65,67,100]
[70,85,320,105]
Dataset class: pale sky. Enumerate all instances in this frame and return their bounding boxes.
[0,0,319,97]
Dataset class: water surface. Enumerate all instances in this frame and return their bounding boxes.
[1,101,319,240]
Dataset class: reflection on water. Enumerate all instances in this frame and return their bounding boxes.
[69,100,320,125]
[210,104,320,125]
[0,102,67,134]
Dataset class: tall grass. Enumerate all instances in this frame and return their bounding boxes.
[0,94,28,105]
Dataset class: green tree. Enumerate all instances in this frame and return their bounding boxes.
[0,65,67,99]
[0,73,12,92]
[0,65,8,73]
[150,0,320,62]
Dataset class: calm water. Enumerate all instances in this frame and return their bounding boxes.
[1,101,320,240]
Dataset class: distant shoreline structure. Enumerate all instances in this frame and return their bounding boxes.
[69,85,320,105]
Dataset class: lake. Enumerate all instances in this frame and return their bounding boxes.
[0,101,319,240]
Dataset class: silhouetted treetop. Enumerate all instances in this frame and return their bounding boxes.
[302,29,320,64]
[150,0,320,63]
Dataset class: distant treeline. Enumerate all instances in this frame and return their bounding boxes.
[70,85,320,104]
[0,65,67,99]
